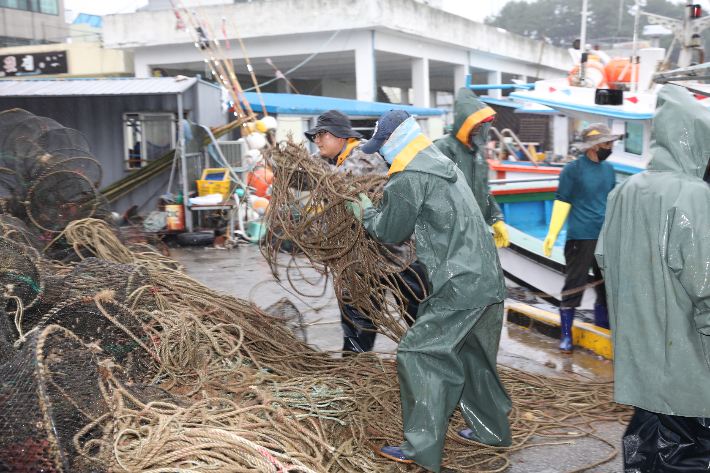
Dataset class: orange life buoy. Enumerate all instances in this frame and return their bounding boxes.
[605,57,639,89]
[568,59,608,88]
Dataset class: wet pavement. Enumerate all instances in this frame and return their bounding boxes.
[170,242,622,472]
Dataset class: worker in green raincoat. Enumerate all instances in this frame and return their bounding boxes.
[434,87,510,248]
[595,84,710,471]
[346,110,512,472]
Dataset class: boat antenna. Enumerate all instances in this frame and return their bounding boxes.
[631,0,644,93]
[580,0,589,86]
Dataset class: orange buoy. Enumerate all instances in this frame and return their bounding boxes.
[245,166,274,199]
[605,57,639,89]
[252,197,269,216]
[568,59,608,88]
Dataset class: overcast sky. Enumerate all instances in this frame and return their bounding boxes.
[63,0,706,23]
[63,0,512,21]
[442,0,510,23]
[64,0,148,17]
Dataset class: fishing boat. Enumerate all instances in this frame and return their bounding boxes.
[474,1,710,312]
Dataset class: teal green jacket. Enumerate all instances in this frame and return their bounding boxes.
[361,136,506,310]
[434,88,503,225]
[596,84,710,416]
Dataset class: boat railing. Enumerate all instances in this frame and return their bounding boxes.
[489,127,539,167]
[489,176,559,185]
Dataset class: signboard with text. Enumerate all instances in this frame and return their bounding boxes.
[0,51,68,77]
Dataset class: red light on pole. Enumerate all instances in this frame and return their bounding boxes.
[690,4,702,19]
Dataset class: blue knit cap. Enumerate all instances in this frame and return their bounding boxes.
[360,110,412,154]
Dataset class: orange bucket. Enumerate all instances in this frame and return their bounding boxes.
[165,204,185,230]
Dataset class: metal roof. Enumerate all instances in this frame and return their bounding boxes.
[478,97,523,109]
[0,77,197,97]
[242,92,447,116]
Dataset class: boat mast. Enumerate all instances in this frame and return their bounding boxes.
[631,0,643,92]
[580,0,588,85]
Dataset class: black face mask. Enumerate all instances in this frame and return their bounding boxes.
[597,147,612,161]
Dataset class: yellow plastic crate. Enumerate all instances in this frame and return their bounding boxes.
[196,168,231,199]
[196,179,231,199]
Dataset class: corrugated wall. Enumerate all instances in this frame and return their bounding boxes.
[195,80,224,130]
[0,87,205,214]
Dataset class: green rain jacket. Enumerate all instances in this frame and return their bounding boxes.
[434,87,504,225]
[595,84,710,417]
[361,137,507,310]
[361,134,510,472]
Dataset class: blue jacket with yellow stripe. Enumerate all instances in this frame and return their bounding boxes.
[361,134,506,310]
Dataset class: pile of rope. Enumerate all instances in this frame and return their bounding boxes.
[262,138,422,342]
[0,216,632,473]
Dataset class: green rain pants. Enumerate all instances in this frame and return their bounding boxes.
[398,301,512,472]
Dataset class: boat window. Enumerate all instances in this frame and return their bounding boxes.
[625,122,644,155]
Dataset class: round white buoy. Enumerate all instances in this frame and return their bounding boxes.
[246,133,267,149]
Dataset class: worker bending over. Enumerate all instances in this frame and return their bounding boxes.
[346,110,512,472]
[543,123,619,352]
[305,110,427,353]
[597,84,710,472]
[434,87,509,248]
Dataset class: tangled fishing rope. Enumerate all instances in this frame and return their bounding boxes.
[261,138,425,342]
[0,216,633,473]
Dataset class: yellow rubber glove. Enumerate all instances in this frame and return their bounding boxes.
[543,200,571,257]
[492,221,510,248]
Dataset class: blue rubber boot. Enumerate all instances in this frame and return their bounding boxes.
[559,308,574,353]
[594,304,610,329]
[379,446,413,464]
[459,429,474,440]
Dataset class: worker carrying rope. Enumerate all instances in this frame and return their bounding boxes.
[596,84,710,472]
[305,110,427,353]
[434,87,510,248]
[346,110,512,472]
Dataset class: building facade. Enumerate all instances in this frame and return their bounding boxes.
[0,0,66,48]
[0,8,134,79]
[103,0,573,113]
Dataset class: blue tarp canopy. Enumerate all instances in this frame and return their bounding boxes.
[73,13,103,28]
[242,92,447,116]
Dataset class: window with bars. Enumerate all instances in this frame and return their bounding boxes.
[123,113,176,170]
